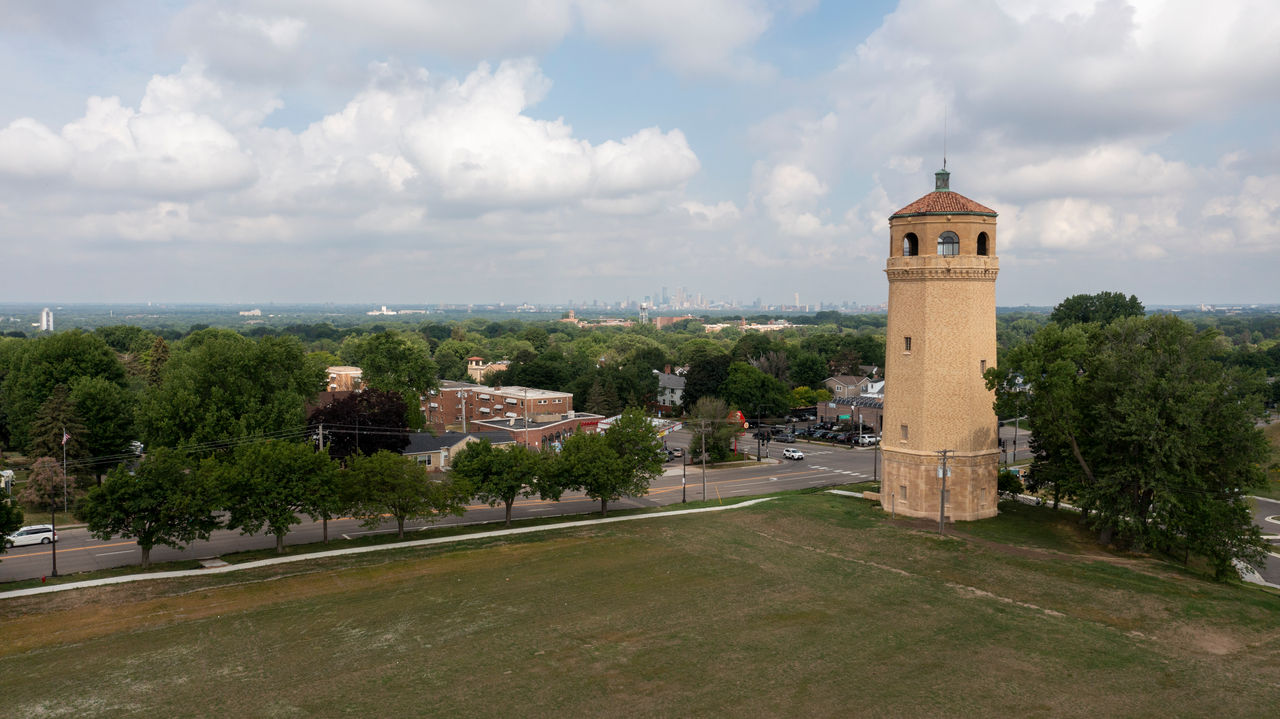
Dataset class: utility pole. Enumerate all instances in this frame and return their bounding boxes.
[1012,413,1019,464]
[936,449,953,535]
[681,457,687,503]
[54,426,69,577]
[700,420,708,501]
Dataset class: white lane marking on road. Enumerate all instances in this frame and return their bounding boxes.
[1265,515,1280,527]
[96,550,134,557]
[528,507,555,512]
[341,534,351,540]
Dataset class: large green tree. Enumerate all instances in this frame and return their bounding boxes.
[28,385,88,467]
[681,352,731,412]
[340,330,438,430]
[554,408,664,517]
[987,314,1270,579]
[139,330,322,449]
[347,450,467,538]
[80,449,221,568]
[687,396,738,463]
[70,376,137,481]
[219,441,335,553]
[720,362,791,422]
[451,440,552,526]
[0,330,126,452]
[790,352,829,389]
[1049,291,1145,327]
[552,432,624,517]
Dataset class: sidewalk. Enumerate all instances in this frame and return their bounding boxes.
[0,497,775,600]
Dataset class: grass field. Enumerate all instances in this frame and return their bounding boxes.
[2,491,1279,717]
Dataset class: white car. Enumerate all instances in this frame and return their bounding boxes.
[5,524,57,547]
[782,447,804,460]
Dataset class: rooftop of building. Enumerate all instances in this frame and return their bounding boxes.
[890,169,997,219]
[471,411,605,432]
[403,430,514,454]
[436,381,570,400]
[827,395,885,409]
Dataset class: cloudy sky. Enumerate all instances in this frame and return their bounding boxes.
[2,0,1277,307]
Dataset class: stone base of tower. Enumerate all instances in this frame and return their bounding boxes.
[879,448,999,521]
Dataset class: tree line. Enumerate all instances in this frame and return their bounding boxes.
[11,408,663,567]
[987,292,1276,579]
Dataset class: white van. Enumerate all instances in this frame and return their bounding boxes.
[5,524,57,547]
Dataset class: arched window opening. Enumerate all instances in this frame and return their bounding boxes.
[938,231,959,256]
[977,232,990,256]
[903,233,919,257]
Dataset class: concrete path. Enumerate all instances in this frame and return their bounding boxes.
[0,497,775,601]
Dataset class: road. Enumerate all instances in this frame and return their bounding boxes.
[1249,496,1280,585]
[6,427,1273,587]
[0,431,884,583]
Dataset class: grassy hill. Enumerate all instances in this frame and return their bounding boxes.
[2,491,1278,717]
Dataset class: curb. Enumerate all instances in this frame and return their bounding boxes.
[0,497,776,600]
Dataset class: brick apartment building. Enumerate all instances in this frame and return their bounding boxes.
[424,380,575,432]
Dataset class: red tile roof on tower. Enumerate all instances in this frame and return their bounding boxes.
[891,191,997,218]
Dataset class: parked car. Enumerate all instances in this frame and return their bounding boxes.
[5,524,57,547]
[856,434,880,446]
[669,447,684,458]
[776,433,796,443]
[782,447,804,460]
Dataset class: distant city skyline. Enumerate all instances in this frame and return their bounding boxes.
[1,2,1277,306]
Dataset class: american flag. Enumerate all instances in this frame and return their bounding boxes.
[62,430,71,446]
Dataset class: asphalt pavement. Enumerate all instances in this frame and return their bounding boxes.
[0,432,883,583]
[1249,495,1280,585]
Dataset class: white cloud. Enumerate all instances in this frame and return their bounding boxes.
[576,0,775,79]
[1202,174,1280,252]
[681,200,741,227]
[757,163,841,237]
[140,62,283,129]
[397,60,698,206]
[0,118,73,178]
[984,144,1195,201]
[170,0,778,83]
[61,94,258,195]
